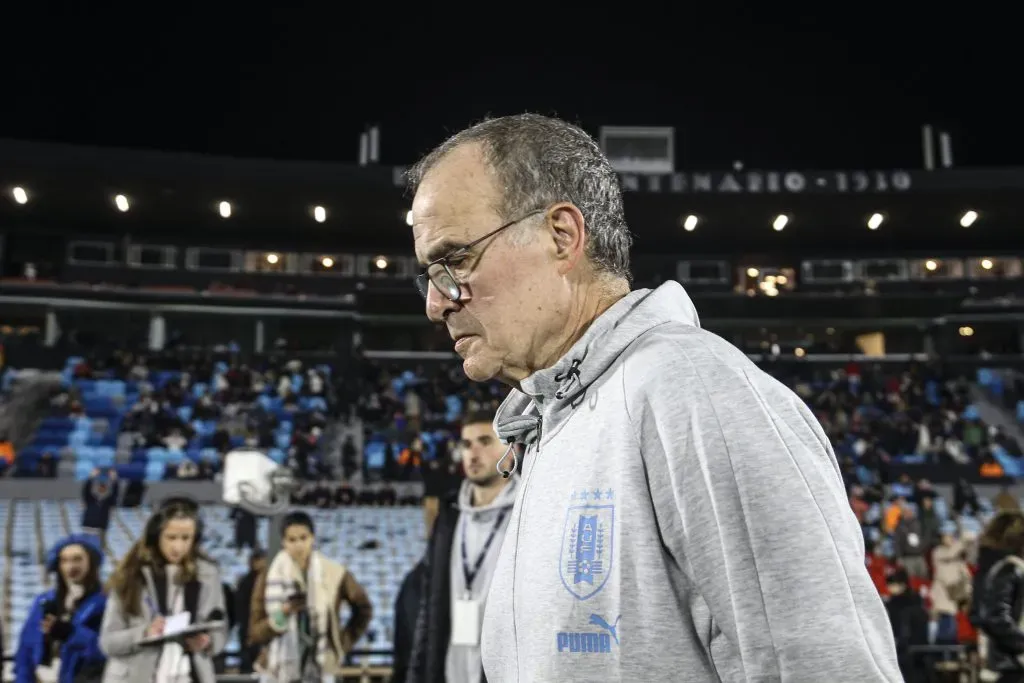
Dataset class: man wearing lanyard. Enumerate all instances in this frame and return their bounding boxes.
[406,409,519,683]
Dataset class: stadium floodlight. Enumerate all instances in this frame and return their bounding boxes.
[321,256,334,268]
[772,214,789,231]
[114,194,130,212]
[11,186,28,205]
[682,215,698,232]
[405,210,414,226]
[374,256,389,270]
[218,200,232,218]
[867,213,884,230]
[313,205,327,223]
[981,258,994,270]
[960,210,978,228]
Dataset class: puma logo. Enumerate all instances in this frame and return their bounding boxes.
[588,614,621,645]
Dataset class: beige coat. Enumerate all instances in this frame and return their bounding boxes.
[930,541,972,616]
[248,555,373,675]
[99,559,227,683]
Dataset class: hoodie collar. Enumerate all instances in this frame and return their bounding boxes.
[495,281,700,453]
[456,474,519,514]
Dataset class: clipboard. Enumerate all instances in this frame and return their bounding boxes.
[139,620,225,646]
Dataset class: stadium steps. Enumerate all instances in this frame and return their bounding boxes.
[113,506,133,555]
[969,385,1024,445]
[58,500,71,536]
[1,499,12,657]
[33,500,44,572]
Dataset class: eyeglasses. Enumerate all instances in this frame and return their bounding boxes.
[414,208,545,303]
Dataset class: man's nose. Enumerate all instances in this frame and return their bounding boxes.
[425,281,459,323]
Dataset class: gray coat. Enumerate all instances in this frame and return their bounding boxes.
[99,559,226,683]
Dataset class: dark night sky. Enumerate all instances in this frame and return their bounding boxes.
[1,6,1016,171]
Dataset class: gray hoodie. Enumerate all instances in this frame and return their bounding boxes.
[447,475,518,683]
[480,281,901,682]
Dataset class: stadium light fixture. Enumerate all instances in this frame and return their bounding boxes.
[374,256,389,270]
[867,213,884,230]
[321,256,334,268]
[682,215,698,232]
[313,205,327,223]
[11,186,28,205]
[772,214,789,231]
[960,210,978,228]
[218,201,232,218]
[981,258,994,270]
[114,194,130,212]
[266,253,279,265]
[405,210,414,227]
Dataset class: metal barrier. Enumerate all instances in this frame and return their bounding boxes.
[215,669,393,683]
[906,644,978,683]
[2,661,395,683]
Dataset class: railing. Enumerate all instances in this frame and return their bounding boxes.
[1,655,395,683]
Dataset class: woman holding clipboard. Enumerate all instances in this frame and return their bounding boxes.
[98,497,227,683]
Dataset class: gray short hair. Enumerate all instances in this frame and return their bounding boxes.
[407,113,632,282]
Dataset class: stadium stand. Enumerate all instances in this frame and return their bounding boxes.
[1,499,423,670]
[8,353,339,481]
[1,136,1023,681]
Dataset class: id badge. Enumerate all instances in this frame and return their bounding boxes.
[451,598,482,646]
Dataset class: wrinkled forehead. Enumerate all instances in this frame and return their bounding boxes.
[412,146,502,263]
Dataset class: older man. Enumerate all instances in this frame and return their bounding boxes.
[409,114,901,682]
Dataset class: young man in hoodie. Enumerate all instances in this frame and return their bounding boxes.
[409,113,902,682]
[406,409,518,683]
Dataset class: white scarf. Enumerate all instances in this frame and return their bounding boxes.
[154,565,192,683]
[264,551,331,683]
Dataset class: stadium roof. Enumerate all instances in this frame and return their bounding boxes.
[1,138,1022,254]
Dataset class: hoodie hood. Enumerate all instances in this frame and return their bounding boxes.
[47,532,104,573]
[456,473,519,513]
[495,281,700,455]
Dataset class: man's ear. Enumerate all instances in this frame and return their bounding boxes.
[547,203,587,274]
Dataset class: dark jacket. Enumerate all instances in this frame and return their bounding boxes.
[81,480,116,531]
[407,493,488,683]
[393,559,427,683]
[973,547,1024,673]
[408,493,460,683]
[233,570,259,656]
[885,590,929,683]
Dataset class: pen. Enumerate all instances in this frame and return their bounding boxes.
[145,594,161,617]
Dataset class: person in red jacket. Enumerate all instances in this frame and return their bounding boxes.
[866,540,891,598]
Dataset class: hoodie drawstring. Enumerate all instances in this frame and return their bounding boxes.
[554,358,583,400]
[495,403,542,478]
[498,440,518,479]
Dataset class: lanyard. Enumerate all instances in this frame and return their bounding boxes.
[460,508,508,593]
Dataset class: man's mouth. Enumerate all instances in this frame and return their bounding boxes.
[454,335,475,353]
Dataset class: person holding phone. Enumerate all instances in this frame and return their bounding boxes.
[248,511,373,682]
[99,497,226,683]
[15,533,106,683]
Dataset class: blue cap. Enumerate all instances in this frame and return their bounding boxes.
[46,533,104,573]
